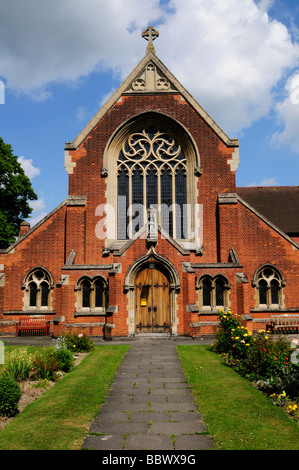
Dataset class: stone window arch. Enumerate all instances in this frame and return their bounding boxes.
[197,274,231,312]
[75,276,108,315]
[103,112,202,251]
[22,267,54,311]
[253,265,285,309]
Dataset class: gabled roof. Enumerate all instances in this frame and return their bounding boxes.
[237,186,299,235]
[65,49,238,151]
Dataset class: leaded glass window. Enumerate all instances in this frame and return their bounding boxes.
[41,282,50,307]
[95,279,105,308]
[23,268,53,310]
[202,278,212,306]
[77,277,108,312]
[29,283,38,307]
[117,128,187,239]
[256,266,284,307]
[259,280,267,305]
[82,280,91,308]
[198,275,230,310]
[215,278,224,306]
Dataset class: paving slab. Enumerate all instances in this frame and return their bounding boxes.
[82,339,213,451]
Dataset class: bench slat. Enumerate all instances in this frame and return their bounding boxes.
[268,314,299,334]
[16,317,50,337]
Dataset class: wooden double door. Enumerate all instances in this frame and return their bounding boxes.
[135,267,170,333]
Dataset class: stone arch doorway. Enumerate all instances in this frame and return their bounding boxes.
[124,248,180,335]
[135,264,170,333]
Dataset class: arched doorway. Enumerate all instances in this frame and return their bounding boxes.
[135,265,170,333]
[124,248,180,335]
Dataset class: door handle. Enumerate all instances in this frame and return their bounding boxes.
[148,307,151,312]
[153,306,157,312]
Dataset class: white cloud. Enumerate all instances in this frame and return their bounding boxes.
[246,177,279,186]
[0,0,163,95]
[28,197,47,227]
[271,71,299,152]
[28,211,48,227]
[76,106,90,123]
[18,156,40,179]
[156,0,299,134]
[30,198,46,213]
[1,0,299,138]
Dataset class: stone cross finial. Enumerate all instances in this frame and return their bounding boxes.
[142,26,159,54]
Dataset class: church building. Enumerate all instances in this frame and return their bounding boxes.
[1,27,299,339]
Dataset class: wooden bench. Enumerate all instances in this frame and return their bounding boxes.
[268,314,299,334]
[16,317,50,337]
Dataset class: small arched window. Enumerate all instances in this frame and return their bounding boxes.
[197,275,230,311]
[254,266,285,308]
[23,268,53,310]
[76,276,108,314]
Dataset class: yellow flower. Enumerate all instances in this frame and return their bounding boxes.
[246,343,250,346]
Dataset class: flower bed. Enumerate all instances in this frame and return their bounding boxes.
[212,309,299,422]
[0,333,94,426]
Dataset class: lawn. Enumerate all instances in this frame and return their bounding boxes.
[178,345,299,450]
[0,344,129,450]
[1,342,298,450]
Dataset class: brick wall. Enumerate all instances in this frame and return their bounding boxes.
[0,91,298,338]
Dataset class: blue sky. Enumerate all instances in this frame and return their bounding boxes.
[0,0,298,226]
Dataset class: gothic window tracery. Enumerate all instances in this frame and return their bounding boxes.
[117,128,187,240]
[254,266,285,308]
[23,268,53,311]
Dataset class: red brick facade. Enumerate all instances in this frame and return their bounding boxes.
[1,50,298,338]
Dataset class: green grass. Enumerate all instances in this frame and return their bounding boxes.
[178,345,299,450]
[0,345,129,450]
[1,342,299,450]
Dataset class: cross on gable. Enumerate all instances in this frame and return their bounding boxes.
[142,26,159,53]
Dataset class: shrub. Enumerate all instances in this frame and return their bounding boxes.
[277,363,299,398]
[213,309,252,359]
[243,331,291,381]
[62,332,95,352]
[0,376,22,417]
[212,309,297,398]
[3,348,34,381]
[31,349,58,381]
[52,348,74,373]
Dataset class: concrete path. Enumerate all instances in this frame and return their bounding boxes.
[82,339,213,451]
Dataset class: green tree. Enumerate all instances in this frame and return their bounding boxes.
[0,137,37,248]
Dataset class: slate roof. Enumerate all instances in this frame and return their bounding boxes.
[236,186,299,235]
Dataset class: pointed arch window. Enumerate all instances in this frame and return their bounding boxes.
[254,266,285,308]
[23,268,53,311]
[197,275,230,311]
[117,128,187,240]
[75,276,108,314]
